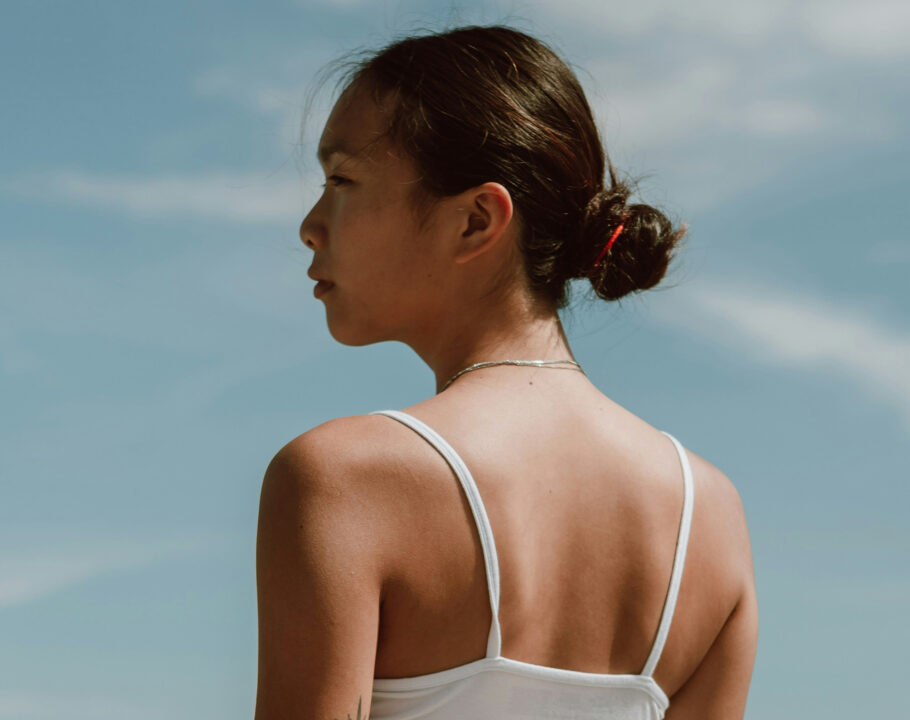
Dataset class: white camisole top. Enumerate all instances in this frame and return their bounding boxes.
[367,409,695,720]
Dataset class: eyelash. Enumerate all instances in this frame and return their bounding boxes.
[321,175,349,188]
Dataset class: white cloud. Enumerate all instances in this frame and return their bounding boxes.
[590,60,741,149]
[6,169,307,226]
[578,34,893,210]
[739,98,823,137]
[192,65,315,154]
[533,0,910,58]
[587,54,838,153]
[535,0,791,41]
[0,536,221,610]
[654,280,910,430]
[803,0,910,60]
[582,55,832,213]
[0,553,118,609]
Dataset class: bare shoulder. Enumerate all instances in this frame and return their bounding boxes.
[265,414,401,487]
[684,446,754,581]
[260,413,423,530]
[255,414,402,718]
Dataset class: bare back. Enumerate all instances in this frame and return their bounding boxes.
[362,372,755,708]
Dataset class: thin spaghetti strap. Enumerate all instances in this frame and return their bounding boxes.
[641,431,695,677]
[369,410,503,658]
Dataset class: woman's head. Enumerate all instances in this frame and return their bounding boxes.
[306,24,685,316]
[302,80,520,348]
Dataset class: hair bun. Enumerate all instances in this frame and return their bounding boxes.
[577,183,686,301]
[583,187,629,226]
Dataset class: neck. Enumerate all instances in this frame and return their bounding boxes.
[407,292,579,395]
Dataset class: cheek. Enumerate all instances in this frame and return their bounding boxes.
[352,211,417,269]
[335,189,433,285]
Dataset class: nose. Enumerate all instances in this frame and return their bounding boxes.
[299,205,323,250]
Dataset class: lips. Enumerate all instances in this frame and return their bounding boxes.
[314,279,335,298]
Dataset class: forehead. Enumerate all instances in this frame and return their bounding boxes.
[317,84,394,166]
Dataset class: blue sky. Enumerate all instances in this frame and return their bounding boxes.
[2,1,908,718]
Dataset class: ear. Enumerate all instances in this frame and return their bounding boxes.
[451,182,514,265]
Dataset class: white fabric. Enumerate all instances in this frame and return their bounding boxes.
[367,409,695,719]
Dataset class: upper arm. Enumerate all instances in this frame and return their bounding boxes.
[255,422,384,720]
[665,581,758,719]
[666,470,759,720]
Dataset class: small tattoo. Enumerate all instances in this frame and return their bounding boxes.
[334,695,367,720]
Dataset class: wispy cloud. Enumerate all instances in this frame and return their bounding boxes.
[582,44,892,212]
[805,0,910,59]
[0,536,221,610]
[534,0,910,59]
[191,66,314,157]
[533,0,791,42]
[589,60,743,149]
[6,169,307,226]
[655,280,910,430]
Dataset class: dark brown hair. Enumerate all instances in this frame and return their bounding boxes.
[308,24,686,310]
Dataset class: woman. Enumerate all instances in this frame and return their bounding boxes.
[255,25,757,720]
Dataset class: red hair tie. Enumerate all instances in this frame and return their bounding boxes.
[590,220,625,270]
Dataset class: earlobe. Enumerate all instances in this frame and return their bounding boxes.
[453,182,514,265]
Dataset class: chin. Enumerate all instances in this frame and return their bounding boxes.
[325,316,390,348]
[328,330,376,347]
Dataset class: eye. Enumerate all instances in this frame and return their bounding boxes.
[320,175,349,188]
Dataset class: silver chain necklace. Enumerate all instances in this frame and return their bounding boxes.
[441,359,584,392]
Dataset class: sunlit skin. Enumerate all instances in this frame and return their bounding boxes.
[256,79,757,720]
[300,81,582,394]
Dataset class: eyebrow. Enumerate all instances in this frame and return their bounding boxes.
[317,141,353,165]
